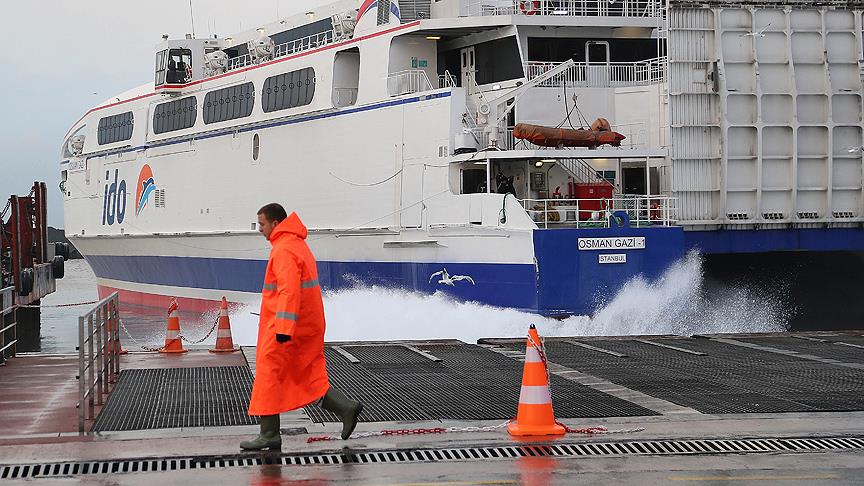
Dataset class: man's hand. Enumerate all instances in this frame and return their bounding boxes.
[276,333,291,343]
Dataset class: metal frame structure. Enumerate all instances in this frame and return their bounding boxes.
[77,292,121,434]
[0,286,16,361]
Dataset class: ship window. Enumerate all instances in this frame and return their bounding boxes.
[97,112,134,145]
[262,67,316,113]
[473,37,523,85]
[153,96,197,134]
[378,0,392,25]
[203,82,255,124]
[156,48,193,86]
[252,133,260,160]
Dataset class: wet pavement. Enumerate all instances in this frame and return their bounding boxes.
[0,332,862,484]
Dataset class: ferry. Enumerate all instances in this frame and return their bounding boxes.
[60,0,864,315]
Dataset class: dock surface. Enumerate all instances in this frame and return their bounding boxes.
[1,331,863,484]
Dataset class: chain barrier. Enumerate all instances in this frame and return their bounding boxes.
[117,315,219,352]
[16,300,100,309]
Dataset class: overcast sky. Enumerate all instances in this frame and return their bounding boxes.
[0,0,330,227]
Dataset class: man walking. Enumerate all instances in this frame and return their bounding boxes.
[241,203,363,450]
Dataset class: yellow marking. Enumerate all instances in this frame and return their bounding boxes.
[669,474,840,481]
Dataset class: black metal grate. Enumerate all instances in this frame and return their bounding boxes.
[501,337,864,414]
[738,337,864,365]
[92,367,257,432]
[305,343,657,423]
[3,436,862,479]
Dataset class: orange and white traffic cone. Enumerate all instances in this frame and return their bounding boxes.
[160,299,188,354]
[210,297,239,353]
[508,324,565,437]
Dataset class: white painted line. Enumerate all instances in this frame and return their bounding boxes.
[332,346,361,363]
[634,339,706,356]
[565,340,628,358]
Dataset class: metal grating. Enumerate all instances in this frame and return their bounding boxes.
[2,436,862,479]
[738,337,864,365]
[305,343,657,422]
[502,338,864,414]
[92,367,257,432]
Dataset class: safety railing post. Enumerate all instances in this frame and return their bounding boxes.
[96,307,104,406]
[87,314,95,420]
[78,315,84,434]
[111,298,120,378]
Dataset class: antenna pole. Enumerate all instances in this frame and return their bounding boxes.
[189,0,196,38]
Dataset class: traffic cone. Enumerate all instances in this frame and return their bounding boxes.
[160,299,188,354]
[508,325,565,437]
[210,297,239,353]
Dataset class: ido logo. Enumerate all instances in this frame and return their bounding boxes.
[102,169,127,225]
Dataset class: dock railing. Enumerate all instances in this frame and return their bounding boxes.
[521,195,678,229]
[77,292,121,433]
[1,286,16,362]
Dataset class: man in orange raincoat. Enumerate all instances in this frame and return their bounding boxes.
[241,203,363,450]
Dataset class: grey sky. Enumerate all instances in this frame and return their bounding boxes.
[0,0,329,227]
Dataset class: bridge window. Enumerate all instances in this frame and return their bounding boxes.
[203,82,255,124]
[97,112,134,145]
[153,96,197,134]
[262,68,316,113]
[155,48,193,86]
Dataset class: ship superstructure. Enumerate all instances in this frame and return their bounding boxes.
[60,0,864,315]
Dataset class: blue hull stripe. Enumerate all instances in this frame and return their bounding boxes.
[684,228,864,254]
[84,255,538,311]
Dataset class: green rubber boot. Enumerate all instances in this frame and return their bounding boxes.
[322,387,363,440]
[240,414,282,450]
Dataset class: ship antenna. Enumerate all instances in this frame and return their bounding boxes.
[188,0,196,39]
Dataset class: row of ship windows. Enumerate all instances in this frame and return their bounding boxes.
[97,68,316,143]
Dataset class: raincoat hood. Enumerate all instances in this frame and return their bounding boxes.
[270,212,308,242]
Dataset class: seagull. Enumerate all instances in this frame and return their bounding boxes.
[429,268,475,286]
[740,22,771,38]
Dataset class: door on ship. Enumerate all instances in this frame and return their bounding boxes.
[623,167,646,195]
[460,46,476,92]
[585,41,610,86]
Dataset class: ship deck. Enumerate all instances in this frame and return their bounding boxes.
[1,331,863,484]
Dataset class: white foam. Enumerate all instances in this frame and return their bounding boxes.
[230,251,789,346]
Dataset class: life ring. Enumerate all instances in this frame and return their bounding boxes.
[519,0,540,15]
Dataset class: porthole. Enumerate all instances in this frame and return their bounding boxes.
[252,133,260,161]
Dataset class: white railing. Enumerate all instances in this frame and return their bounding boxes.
[1,286,16,361]
[439,71,459,89]
[387,70,434,97]
[225,30,335,73]
[332,87,359,107]
[521,195,677,229]
[466,0,663,18]
[524,57,667,88]
[274,30,333,58]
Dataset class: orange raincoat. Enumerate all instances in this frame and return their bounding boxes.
[248,213,330,416]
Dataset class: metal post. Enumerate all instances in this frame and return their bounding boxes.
[87,314,94,420]
[95,307,103,406]
[78,315,85,434]
[112,299,120,377]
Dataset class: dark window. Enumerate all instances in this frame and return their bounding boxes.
[527,37,663,63]
[270,19,333,50]
[203,82,255,124]
[262,68,316,113]
[97,112,134,145]
[153,96,198,134]
[156,48,194,86]
[474,37,524,85]
[378,0,392,25]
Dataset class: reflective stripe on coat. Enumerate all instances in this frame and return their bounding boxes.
[248,212,330,416]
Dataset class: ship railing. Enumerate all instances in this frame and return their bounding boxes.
[332,87,359,107]
[1,286,16,361]
[524,57,667,88]
[225,30,336,73]
[465,0,663,18]
[439,71,459,89]
[77,292,121,434]
[521,195,678,229]
[274,30,334,58]
[387,69,434,97]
